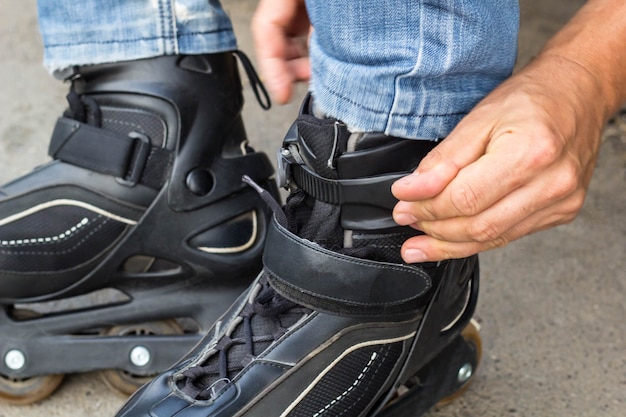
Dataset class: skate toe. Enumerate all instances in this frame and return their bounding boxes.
[114,369,242,417]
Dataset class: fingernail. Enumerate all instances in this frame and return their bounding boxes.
[397,172,420,186]
[404,248,428,263]
[393,212,418,226]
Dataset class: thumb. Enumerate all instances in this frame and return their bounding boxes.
[391,159,458,201]
[391,112,492,201]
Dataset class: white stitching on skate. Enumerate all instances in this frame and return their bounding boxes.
[0,217,117,255]
[0,199,137,226]
[278,332,416,417]
[312,351,378,417]
[1,218,89,247]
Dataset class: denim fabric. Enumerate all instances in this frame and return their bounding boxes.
[306,0,520,139]
[38,0,519,140]
[37,0,236,72]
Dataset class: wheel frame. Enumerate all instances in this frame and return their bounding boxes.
[98,319,184,396]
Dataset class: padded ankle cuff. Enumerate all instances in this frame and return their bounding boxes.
[263,217,432,317]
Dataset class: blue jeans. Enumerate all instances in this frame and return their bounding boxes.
[37,0,519,140]
[37,0,237,72]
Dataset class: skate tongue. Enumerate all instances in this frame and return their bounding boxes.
[294,114,350,181]
[243,174,344,251]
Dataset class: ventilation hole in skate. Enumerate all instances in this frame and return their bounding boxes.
[11,288,130,323]
[190,211,257,254]
[101,318,187,340]
[122,256,181,274]
[123,255,155,273]
[172,317,202,334]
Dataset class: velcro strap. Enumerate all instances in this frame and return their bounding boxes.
[49,117,170,188]
[263,218,432,317]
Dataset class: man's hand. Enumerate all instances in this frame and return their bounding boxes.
[392,0,626,263]
[392,56,604,262]
[251,0,311,104]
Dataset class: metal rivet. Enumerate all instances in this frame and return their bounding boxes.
[5,349,26,370]
[130,346,151,367]
[457,363,473,383]
[186,168,214,196]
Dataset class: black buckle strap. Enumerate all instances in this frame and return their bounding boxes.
[49,117,168,188]
[291,163,403,210]
[278,143,406,230]
[291,163,405,230]
[117,132,151,186]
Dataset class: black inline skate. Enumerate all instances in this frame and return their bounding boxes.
[114,94,482,417]
[0,51,277,404]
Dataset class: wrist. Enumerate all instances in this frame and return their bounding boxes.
[523,52,607,131]
[535,0,626,122]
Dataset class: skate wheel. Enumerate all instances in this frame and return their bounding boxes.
[436,318,482,406]
[0,373,65,405]
[98,319,184,396]
[0,308,64,404]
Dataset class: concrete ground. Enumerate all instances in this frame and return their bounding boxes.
[0,1,624,416]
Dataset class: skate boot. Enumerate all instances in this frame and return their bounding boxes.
[114,94,482,417]
[0,51,277,404]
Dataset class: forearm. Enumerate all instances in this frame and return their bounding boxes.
[536,0,626,121]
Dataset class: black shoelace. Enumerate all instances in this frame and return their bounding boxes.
[180,276,310,400]
[179,178,311,400]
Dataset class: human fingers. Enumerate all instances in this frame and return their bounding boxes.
[406,167,586,245]
[390,103,500,204]
[393,110,592,259]
[399,194,581,262]
[392,120,565,224]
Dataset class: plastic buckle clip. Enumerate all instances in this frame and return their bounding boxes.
[277,143,305,190]
[117,132,150,187]
[277,148,291,189]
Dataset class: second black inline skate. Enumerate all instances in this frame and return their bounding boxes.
[0,51,277,404]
